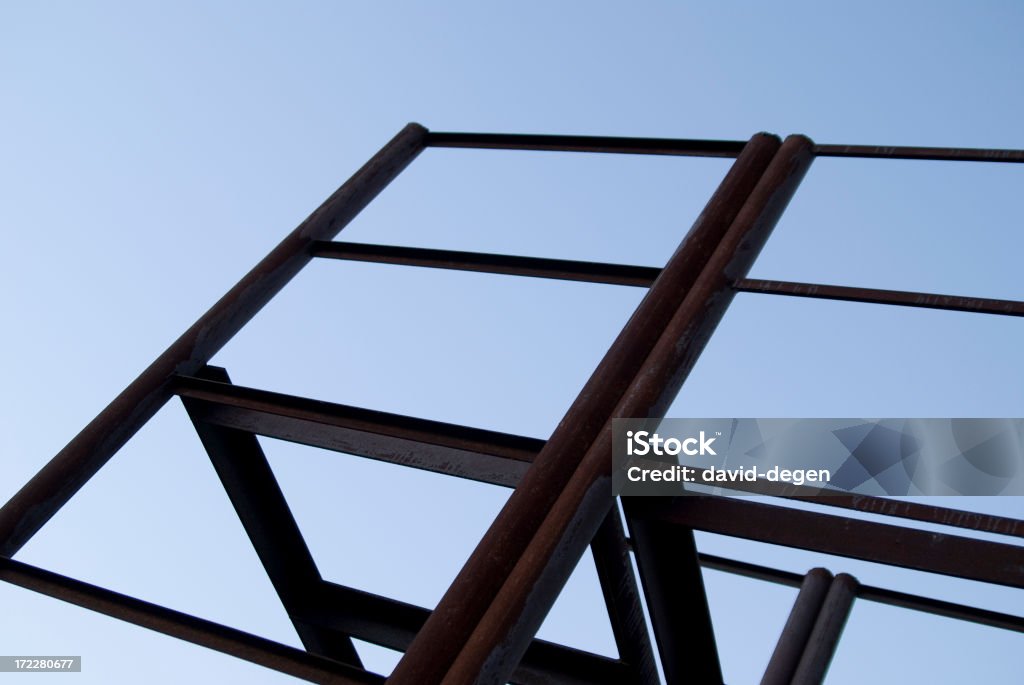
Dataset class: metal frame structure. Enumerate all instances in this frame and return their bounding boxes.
[2,123,1022,684]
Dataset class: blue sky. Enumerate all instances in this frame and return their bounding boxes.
[2,2,1023,682]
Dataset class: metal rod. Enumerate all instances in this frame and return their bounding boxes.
[814,144,1024,163]
[698,552,1024,633]
[426,132,747,157]
[632,496,1024,589]
[761,568,834,685]
[438,135,817,685]
[311,241,661,287]
[0,123,429,557]
[0,557,382,685]
[388,132,785,685]
[734,278,1024,317]
[791,574,859,684]
[182,367,362,666]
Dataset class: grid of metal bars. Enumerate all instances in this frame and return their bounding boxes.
[1,123,1022,684]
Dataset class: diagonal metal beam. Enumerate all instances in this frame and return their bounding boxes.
[182,366,362,666]
[0,123,429,557]
[388,131,787,685]
[626,509,722,684]
[420,134,816,685]
[588,509,659,684]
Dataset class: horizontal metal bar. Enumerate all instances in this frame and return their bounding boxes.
[630,497,1024,589]
[676,466,1024,540]
[297,581,630,685]
[311,241,661,287]
[0,557,382,684]
[815,144,1024,163]
[697,553,1024,634]
[734,278,1024,317]
[426,131,747,157]
[178,372,1024,541]
[174,371,540,487]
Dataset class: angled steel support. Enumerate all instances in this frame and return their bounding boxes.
[588,509,659,684]
[626,511,722,684]
[182,366,362,666]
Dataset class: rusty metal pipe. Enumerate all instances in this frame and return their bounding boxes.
[791,574,859,684]
[439,135,816,685]
[387,132,783,685]
[761,568,834,685]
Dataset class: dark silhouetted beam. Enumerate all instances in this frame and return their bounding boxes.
[183,366,362,666]
[734,278,1024,317]
[311,241,661,287]
[814,144,1024,163]
[426,131,746,157]
[632,497,1024,589]
[628,514,722,684]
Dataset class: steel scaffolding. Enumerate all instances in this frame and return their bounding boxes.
[2,124,1022,684]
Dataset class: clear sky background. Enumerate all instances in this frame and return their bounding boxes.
[2,2,1023,683]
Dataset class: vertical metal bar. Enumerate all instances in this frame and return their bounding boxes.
[436,134,816,685]
[761,568,834,685]
[387,132,785,685]
[627,517,722,684]
[588,508,659,684]
[182,366,362,666]
[0,123,428,557]
[791,574,859,684]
